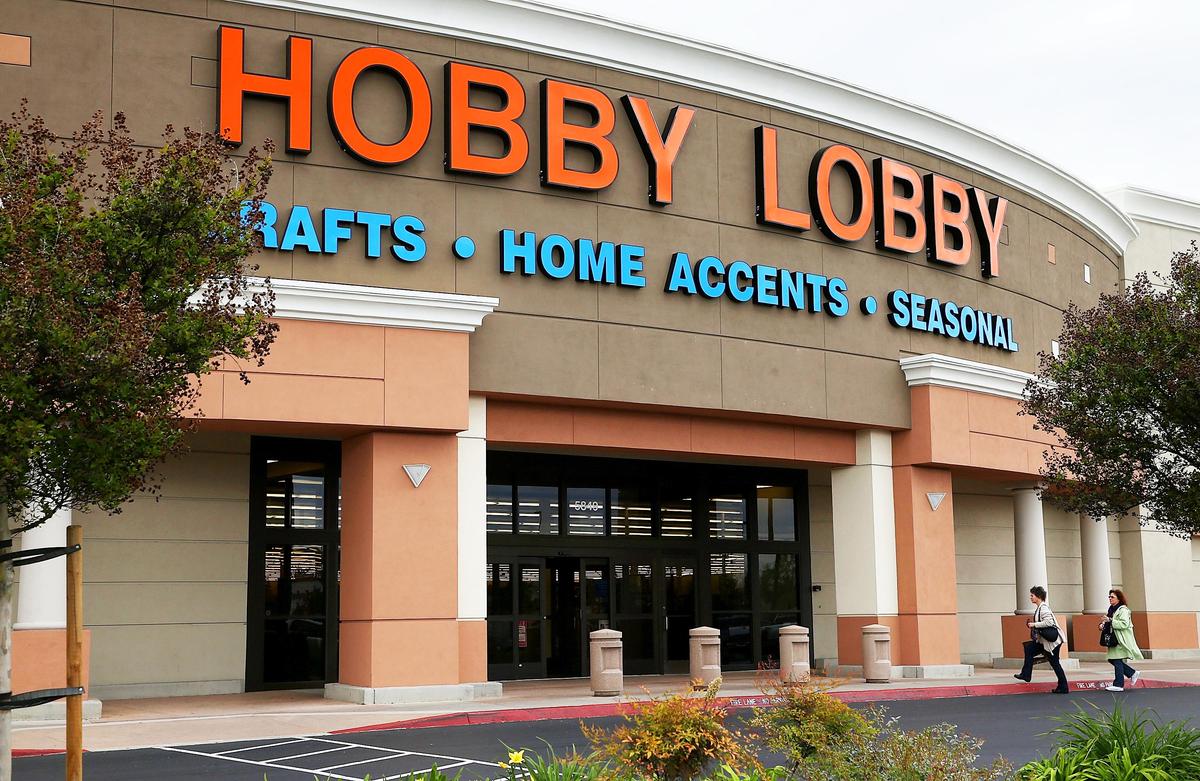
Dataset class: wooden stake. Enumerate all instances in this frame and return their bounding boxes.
[66,525,82,781]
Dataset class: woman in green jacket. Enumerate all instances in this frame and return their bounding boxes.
[1100,589,1143,691]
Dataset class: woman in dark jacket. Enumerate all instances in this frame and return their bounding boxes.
[1013,585,1069,693]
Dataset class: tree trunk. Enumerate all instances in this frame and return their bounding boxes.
[0,505,12,781]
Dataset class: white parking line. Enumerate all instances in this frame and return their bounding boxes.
[160,745,365,781]
[215,738,306,756]
[382,758,474,780]
[272,743,372,762]
[318,750,413,772]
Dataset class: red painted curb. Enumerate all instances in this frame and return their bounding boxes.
[332,678,1197,735]
[14,749,72,758]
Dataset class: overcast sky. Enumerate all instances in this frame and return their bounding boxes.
[543,0,1200,203]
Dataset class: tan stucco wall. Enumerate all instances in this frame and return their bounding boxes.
[77,432,250,699]
[1,0,1120,432]
[807,471,837,662]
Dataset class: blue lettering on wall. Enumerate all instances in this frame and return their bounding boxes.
[885,288,1017,352]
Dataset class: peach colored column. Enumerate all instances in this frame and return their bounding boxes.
[328,431,499,704]
[892,466,963,668]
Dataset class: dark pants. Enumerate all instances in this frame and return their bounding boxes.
[1019,640,1069,690]
[1110,658,1137,687]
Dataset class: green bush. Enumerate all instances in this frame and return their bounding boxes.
[748,676,874,766]
[705,763,790,781]
[792,711,1012,781]
[498,744,609,781]
[1018,702,1200,781]
[581,679,755,781]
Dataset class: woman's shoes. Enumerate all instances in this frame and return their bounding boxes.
[1129,671,1140,687]
[1052,687,1069,694]
[1014,674,1031,683]
[1105,684,1124,692]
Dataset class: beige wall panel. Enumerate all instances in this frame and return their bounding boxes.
[112,8,215,144]
[293,7,378,43]
[717,225,824,349]
[660,81,717,110]
[454,186,600,319]
[454,38,527,70]
[186,432,252,453]
[596,206,720,332]
[527,51,595,83]
[87,539,246,583]
[957,583,1014,614]
[720,340,827,419]
[822,244,911,359]
[597,324,721,408]
[0,0,114,132]
[597,94,720,223]
[290,168,457,292]
[812,614,837,661]
[89,623,246,686]
[206,0,296,28]
[823,353,909,428]
[954,555,1014,586]
[810,550,835,585]
[87,581,246,626]
[469,313,599,398]
[377,25,456,57]
[150,452,250,500]
[957,611,1003,659]
[77,498,247,542]
[716,113,783,233]
[768,107,818,136]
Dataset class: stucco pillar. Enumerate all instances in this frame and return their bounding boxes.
[1117,508,1200,655]
[1079,515,1112,615]
[327,430,500,704]
[15,507,70,630]
[1012,487,1048,615]
[455,396,488,683]
[830,430,898,667]
[892,465,967,673]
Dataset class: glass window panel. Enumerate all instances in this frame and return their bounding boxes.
[616,618,655,669]
[517,485,559,535]
[709,494,746,539]
[610,487,652,536]
[487,484,514,534]
[263,461,325,529]
[713,612,753,666]
[664,562,696,615]
[288,545,325,616]
[759,553,798,611]
[614,563,653,614]
[567,487,606,536]
[661,492,693,538]
[757,486,795,542]
[584,564,609,614]
[710,553,749,611]
[263,617,325,683]
[517,619,540,663]
[518,564,542,614]
[487,562,514,617]
[264,546,285,616]
[488,619,513,666]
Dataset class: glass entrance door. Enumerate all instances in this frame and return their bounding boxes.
[246,438,340,691]
[661,556,696,674]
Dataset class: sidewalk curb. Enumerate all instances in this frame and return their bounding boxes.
[332,678,1198,734]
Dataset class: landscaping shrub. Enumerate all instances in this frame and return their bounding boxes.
[581,679,755,781]
[1018,702,1200,781]
[498,745,609,781]
[748,676,874,766]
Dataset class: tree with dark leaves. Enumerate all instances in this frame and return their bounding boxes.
[1023,246,1200,539]
[0,105,276,775]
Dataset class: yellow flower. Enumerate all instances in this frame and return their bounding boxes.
[498,762,510,770]
[508,750,525,764]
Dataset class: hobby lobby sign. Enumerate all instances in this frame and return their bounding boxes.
[217,25,1009,278]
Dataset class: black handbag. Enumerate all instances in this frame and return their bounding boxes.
[1037,626,1060,643]
[1100,624,1119,648]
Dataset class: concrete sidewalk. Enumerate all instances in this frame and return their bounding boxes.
[16,658,1200,753]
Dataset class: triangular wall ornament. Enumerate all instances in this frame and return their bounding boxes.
[927,492,947,511]
[403,463,431,488]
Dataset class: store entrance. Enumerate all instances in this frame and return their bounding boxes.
[485,450,810,682]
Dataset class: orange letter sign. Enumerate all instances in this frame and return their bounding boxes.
[809,144,873,243]
[970,188,1008,278]
[217,25,313,154]
[924,174,972,265]
[444,62,529,177]
[540,79,618,191]
[873,157,925,254]
[754,127,812,231]
[622,96,694,205]
[328,47,432,166]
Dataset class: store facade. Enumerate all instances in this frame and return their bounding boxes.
[4,0,1198,709]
